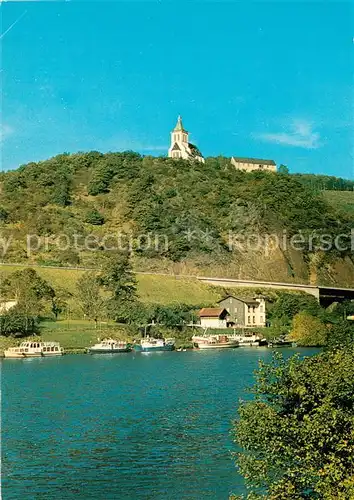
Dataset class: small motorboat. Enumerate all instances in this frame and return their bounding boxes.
[134,337,175,353]
[88,339,132,354]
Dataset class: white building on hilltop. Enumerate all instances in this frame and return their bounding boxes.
[168,116,204,163]
[231,156,277,172]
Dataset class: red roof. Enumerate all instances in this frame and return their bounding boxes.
[199,308,228,318]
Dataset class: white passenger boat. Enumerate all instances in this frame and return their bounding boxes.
[192,334,239,349]
[134,337,175,352]
[4,341,64,358]
[88,338,132,354]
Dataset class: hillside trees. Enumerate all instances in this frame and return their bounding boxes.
[294,173,354,192]
[0,151,353,270]
[269,292,322,324]
[289,311,328,346]
[87,151,142,195]
[325,320,354,349]
[234,349,354,499]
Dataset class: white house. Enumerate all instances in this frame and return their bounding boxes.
[231,157,276,173]
[217,295,266,327]
[168,116,204,163]
[198,308,229,329]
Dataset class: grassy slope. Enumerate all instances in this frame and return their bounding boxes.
[40,320,132,349]
[0,264,220,305]
[323,190,354,216]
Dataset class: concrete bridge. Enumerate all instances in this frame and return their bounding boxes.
[197,276,354,304]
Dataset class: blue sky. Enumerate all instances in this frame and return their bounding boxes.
[1,1,353,178]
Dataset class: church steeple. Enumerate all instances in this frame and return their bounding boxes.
[173,115,187,132]
[168,116,204,163]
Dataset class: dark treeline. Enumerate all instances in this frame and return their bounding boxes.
[293,173,354,191]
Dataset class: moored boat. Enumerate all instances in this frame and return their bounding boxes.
[134,337,175,352]
[192,334,239,349]
[229,334,268,347]
[268,336,293,348]
[88,338,132,354]
[4,341,64,358]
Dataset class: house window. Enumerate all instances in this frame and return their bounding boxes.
[253,316,256,324]
[248,316,251,324]
[260,305,264,313]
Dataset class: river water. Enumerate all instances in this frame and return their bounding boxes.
[2,348,316,499]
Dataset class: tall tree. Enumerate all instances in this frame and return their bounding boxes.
[0,268,54,317]
[51,287,71,320]
[76,272,106,325]
[290,311,328,346]
[98,252,137,321]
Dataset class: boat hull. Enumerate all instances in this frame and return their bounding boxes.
[88,347,132,354]
[238,341,268,347]
[4,352,63,358]
[268,342,293,348]
[194,342,239,349]
[134,344,175,352]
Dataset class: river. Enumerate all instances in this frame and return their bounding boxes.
[2,348,317,499]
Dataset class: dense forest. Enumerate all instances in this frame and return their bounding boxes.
[293,173,354,191]
[0,152,353,285]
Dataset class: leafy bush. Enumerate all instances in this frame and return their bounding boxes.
[0,207,9,222]
[84,209,105,225]
[0,312,39,337]
[234,349,354,498]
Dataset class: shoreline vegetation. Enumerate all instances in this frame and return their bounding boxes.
[232,347,354,499]
[1,260,353,355]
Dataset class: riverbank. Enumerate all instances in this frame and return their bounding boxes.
[0,319,195,354]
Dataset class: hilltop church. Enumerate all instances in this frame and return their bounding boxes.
[168,116,205,163]
[168,116,276,171]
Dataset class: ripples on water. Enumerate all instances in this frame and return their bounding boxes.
[2,348,315,499]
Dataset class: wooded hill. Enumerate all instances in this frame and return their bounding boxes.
[0,152,353,286]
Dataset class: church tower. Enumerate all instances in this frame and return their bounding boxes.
[168,116,204,163]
